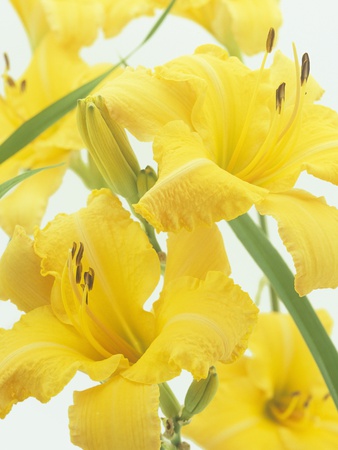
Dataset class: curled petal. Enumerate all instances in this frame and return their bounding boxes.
[256,190,338,295]
[0,226,52,311]
[69,377,160,450]
[135,121,267,231]
[0,306,127,418]
[124,272,257,383]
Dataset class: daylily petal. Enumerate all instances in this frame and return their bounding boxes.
[69,377,160,450]
[0,306,128,418]
[247,312,333,397]
[165,223,230,282]
[96,66,202,141]
[10,0,49,49]
[0,152,69,235]
[124,271,257,383]
[35,189,158,352]
[39,0,104,49]
[0,226,52,311]
[184,361,280,450]
[256,190,338,295]
[135,121,267,231]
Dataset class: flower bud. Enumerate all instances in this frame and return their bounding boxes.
[77,95,140,204]
[180,366,219,421]
[137,165,157,198]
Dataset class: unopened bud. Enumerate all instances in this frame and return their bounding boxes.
[77,95,140,203]
[180,366,218,421]
[137,165,157,198]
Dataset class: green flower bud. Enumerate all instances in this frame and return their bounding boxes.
[159,382,182,419]
[77,95,140,204]
[180,366,219,421]
[137,165,157,198]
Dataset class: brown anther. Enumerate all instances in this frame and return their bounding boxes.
[3,53,10,71]
[275,82,286,113]
[20,79,26,92]
[266,28,275,53]
[85,290,89,305]
[6,76,15,87]
[301,53,310,85]
[291,390,301,397]
[76,263,82,284]
[76,242,84,266]
[303,395,312,408]
[71,242,77,259]
[323,392,331,401]
[84,267,95,291]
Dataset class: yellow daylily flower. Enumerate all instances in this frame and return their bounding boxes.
[0,189,257,448]
[183,311,338,450]
[0,34,117,236]
[92,42,338,296]
[10,0,155,51]
[153,0,282,55]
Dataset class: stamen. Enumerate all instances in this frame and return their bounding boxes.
[303,395,312,408]
[276,82,286,114]
[6,76,15,87]
[84,267,95,291]
[266,28,275,53]
[227,28,273,173]
[76,241,84,266]
[71,242,77,259]
[76,263,82,284]
[20,79,26,92]
[301,52,310,85]
[3,53,9,71]
[323,392,331,401]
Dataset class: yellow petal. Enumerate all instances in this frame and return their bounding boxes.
[69,377,160,450]
[0,226,52,311]
[35,189,158,353]
[10,0,49,49]
[0,306,127,418]
[165,224,231,282]
[124,271,257,383]
[39,0,104,49]
[256,190,338,295]
[183,360,280,450]
[135,121,267,231]
[0,152,68,235]
[96,65,201,141]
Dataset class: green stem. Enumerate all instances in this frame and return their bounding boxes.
[228,213,338,408]
[258,214,279,312]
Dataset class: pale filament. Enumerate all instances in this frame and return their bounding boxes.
[62,243,140,363]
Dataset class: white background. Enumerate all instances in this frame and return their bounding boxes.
[1,0,338,448]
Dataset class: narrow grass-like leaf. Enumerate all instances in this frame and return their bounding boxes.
[0,163,63,199]
[229,213,338,408]
[0,0,177,164]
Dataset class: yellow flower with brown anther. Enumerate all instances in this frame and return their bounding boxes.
[77,95,141,204]
[152,0,282,55]
[92,39,338,296]
[0,35,118,236]
[183,312,338,450]
[0,189,257,449]
[10,0,155,51]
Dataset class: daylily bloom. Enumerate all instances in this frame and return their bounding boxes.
[153,0,282,55]
[183,311,338,450]
[0,34,116,235]
[10,0,281,55]
[90,42,338,296]
[0,189,257,448]
[10,0,155,51]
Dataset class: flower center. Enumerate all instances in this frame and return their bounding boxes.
[226,33,309,188]
[61,241,140,363]
[267,390,330,429]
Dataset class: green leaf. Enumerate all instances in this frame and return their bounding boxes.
[0,164,63,199]
[229,213,338,408]
[0,0,177,165]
